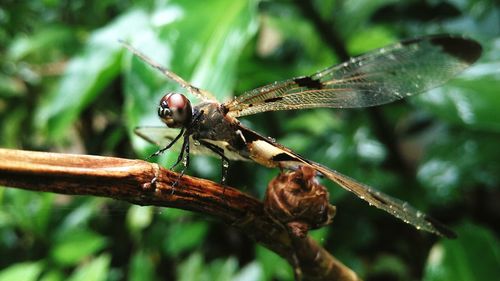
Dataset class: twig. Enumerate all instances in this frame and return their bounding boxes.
[0,148,360,281]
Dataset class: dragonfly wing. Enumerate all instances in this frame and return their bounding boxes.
[134,127,249,161]
[309,161,456,238]
[240,126,456,238]
[224,35,481,117]
[121,41,218,102]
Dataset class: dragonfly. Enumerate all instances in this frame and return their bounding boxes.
[124,34,482,238]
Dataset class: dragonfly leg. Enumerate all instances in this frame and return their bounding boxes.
[171,133,191,171]
[148,128,185,159]
[170,110,204,170]
[199,140,230,185]
[171,134,191,190]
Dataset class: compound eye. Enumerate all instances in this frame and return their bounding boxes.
[158,93,192,128]
[158,97,171,119]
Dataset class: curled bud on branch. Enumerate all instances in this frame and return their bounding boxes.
[264,166,336,238]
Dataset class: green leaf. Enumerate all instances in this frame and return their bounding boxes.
[423,223,500,281]
[163,221,208,256]
[207,258,238,281]
[67,254,111,281]
[0,261,43,281]
[129,251,157,281]
[51,228,108,266]
[232,262,263,281]
[259,9,337,74]
[346,26,396,55]
[334,0,399,36]
[177,0,259,101]
[417,131,500,203]
[309,226,331,245]
[126,205,153,233]
[56,198,105,233]
[39,270,65,281]
[2,189,54,236]
[371,254,409,279]
[177,254,242,281]
[34,9,151,140]
[7,25,73,61]
[177,252,206,281]
[0,74,26,98]
[159,208,195,221]
[256,246,293,281]
[0,106,28,147]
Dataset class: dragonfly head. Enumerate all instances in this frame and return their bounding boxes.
[158,93,193,128]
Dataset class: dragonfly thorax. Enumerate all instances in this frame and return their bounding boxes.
[158,93,193,128]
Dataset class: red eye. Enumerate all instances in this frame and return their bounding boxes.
[158,93,192,128]
[167,93,188,109]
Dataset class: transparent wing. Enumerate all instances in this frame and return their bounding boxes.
[309,161,456,238]
[134,127,249,161]
[121,41,217,102]
[135,126,190,152]
[224,35,481,117]
[241,127,457,238]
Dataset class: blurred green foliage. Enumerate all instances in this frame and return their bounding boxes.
[1,0,499,280]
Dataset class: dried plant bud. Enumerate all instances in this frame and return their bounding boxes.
[264,166,336,238]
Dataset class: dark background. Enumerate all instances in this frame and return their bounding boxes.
[1,0,499,280]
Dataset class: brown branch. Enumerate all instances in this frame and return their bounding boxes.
[0,148,360,281]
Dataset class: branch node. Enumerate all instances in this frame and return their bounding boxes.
[264,166,336,237]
